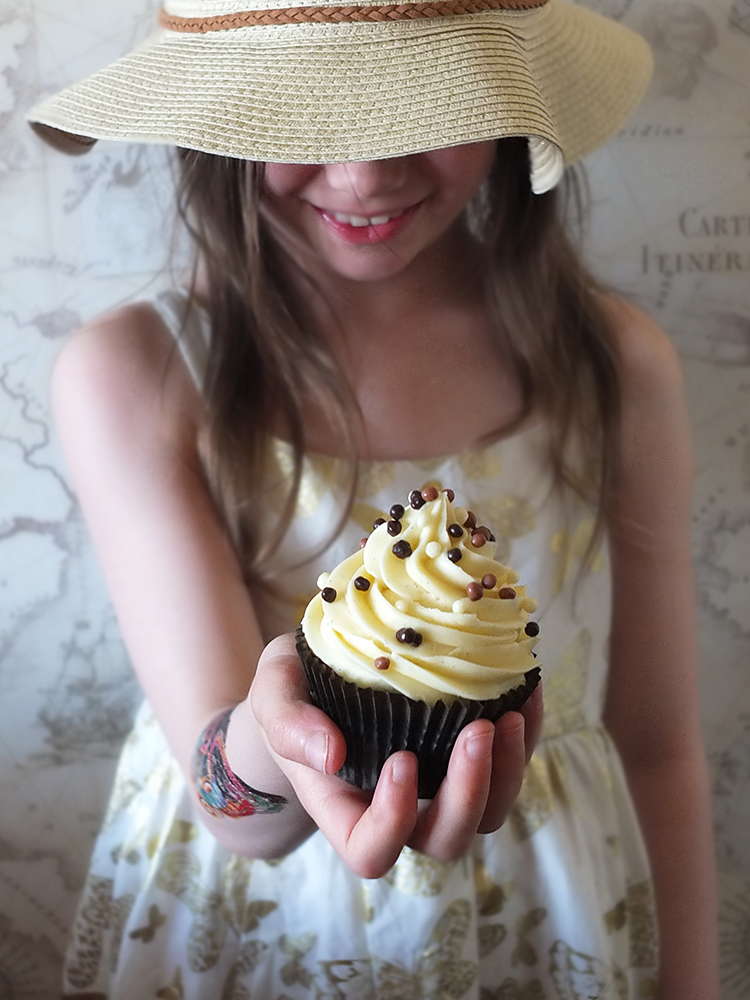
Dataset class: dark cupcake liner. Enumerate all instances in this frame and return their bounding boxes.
[296,626,541,799]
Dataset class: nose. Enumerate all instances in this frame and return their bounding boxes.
[323,157,409,199]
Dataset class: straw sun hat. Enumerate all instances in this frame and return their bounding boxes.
[28,0,651,194]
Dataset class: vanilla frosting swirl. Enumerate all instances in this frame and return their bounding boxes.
[302,491,540,704]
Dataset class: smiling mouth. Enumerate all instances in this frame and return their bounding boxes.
[328,209,408,228]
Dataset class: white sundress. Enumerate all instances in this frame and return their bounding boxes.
[61,290,658,1000]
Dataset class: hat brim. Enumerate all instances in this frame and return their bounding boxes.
[28,2,651,192]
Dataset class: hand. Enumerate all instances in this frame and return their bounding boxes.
[249,633,543,878]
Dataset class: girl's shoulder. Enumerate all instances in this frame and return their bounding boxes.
[600,293,684,406]
[53,301,201,456]
[599,295,692,553]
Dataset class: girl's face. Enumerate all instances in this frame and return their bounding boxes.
[262,142,497,283]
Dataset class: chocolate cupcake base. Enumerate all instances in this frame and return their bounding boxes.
[296,627,541,799]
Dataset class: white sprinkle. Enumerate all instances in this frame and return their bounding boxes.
[396,600,408,612]
[426,541,442,559]
[452,599,466,614]
[317,572,330,589]
[454,506,467,524]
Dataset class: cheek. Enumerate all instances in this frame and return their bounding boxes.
[429,141,497,200]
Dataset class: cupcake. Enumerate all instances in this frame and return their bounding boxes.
[296,487,541,798]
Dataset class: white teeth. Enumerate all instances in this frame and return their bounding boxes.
[331,211,402,227]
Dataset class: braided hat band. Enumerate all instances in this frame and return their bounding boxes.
[159,0,549,30]
[28,0,652,194]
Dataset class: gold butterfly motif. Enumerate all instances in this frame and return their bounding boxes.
[458,447,503,481]
[384,847,455,897]
[155,849,275,973]
[356,461,397,499]
[624,881,658,969]
[541,629,591,740]
[156,966,184,1000]
[510,749,570,842]
[65,874,134,989]
[550,519,603,595]
[129,903,167,943]
[511,909,548,968]
[318,959,377,1000]
[473,858,514,917]
[221,940,270,1000]
[548,940,627,1000]
[480,977,547,1000]
[375,899,477,1000]
[279,933,317,989]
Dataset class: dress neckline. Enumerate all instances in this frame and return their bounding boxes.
[271,418,547,468]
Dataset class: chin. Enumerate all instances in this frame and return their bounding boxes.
[322,251,415,283]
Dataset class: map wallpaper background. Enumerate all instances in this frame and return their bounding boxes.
[0,0,749,996]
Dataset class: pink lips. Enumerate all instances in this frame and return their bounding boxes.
[313,203,420,244]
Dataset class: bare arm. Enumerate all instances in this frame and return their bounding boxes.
[603,299,719,999]
[52,303,541,874]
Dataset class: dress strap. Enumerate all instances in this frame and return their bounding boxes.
[148,287,209,389]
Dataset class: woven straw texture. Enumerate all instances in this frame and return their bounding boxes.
[28,0,652,190]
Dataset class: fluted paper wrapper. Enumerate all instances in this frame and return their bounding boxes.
[296,626,541,799]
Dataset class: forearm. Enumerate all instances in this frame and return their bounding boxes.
[191,700,318,858]
[622,750,719,1000]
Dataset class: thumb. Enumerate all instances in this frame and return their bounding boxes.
[249,633,347,774]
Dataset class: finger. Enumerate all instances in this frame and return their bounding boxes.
[250,633,347,775]
[519,683,544,764]
[293,752,419,879]
[408,719,494,860]
[477,711,526,834]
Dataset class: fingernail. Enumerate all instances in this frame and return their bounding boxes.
[466,729,494,761]
[390,754,411,787]
[305,731,329,772]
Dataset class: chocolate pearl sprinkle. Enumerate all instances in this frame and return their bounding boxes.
[499,586,516,599]
[392,540,412,559]
[525,622,540,637]
[354,576,370,591]
[373,517,386,529]
[447,547,462,563]
[422,486,439,502]
[464,510,477,530]
[390,503,405,520]
[466,582,483,602]
[471,532,486,548]
[445,489,455,502]
[359,537,368,549]
[387,519,402,536]
[321,587,337,603]
[476,525,492,540]
[447,523,463,538]
[374,657,390,671]
[409,489,426,510]
[482,574,497,590]
[396,627,416,644]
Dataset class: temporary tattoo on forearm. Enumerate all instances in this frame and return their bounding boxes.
[193,708,287,818]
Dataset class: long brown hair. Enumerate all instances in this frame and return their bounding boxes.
[174,140,620,585]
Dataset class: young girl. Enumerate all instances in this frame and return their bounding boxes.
[30,1,719,997]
